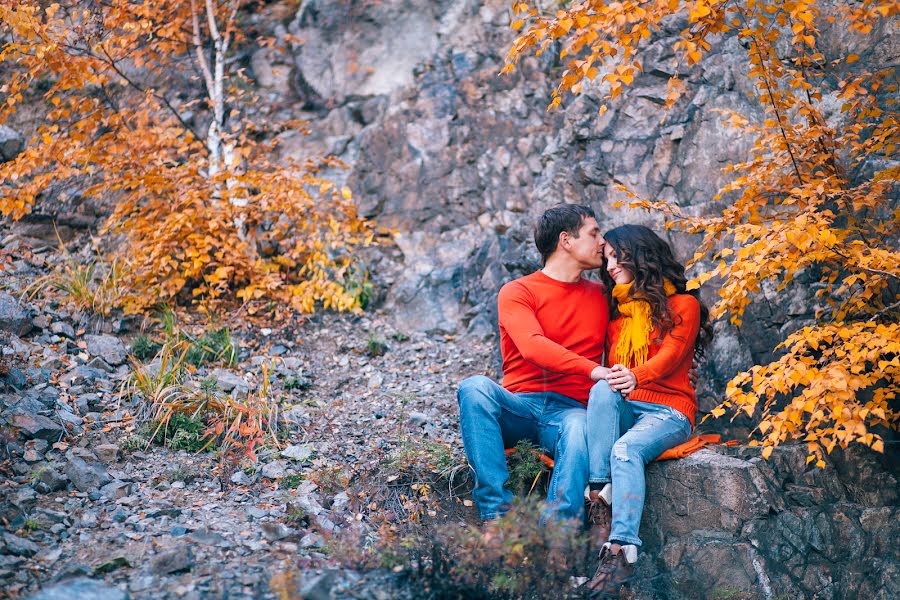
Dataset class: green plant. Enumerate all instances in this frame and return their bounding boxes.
[165,413,210,453]
[327,499,595,599]
[185,327,236,367]
[307,463,350,498]
[391,331,409,343]
[364,334,388,358]
[156,307,179,342]
[711,587,754,600]
[280,473,304,490]
[23,518,40,532]
[506,440,551,497]
[130,334,161,360]
[166,466,194,483]
[120,422,155,451]
[283,504,308,527]
[199,375,219,396]
[283,374,311,391]
[343,265,375,310]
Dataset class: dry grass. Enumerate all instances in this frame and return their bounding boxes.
[25,254,128,316]
[121,343,282,462]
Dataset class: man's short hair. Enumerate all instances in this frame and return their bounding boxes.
[534,204,596,265]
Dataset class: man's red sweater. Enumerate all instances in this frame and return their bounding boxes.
[498,271,609,404]
[606,294,701,426]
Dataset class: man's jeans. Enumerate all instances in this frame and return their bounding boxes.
[586,381,692,546]
[457,375,590,523]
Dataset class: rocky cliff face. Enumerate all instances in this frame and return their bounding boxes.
[245,0,899,405]
[637,444,899,599]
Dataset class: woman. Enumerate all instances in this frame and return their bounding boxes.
[585,224,713,595]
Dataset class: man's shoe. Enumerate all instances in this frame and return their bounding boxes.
[587,542,637,597]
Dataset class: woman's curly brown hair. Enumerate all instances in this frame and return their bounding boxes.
[600,224,713,358]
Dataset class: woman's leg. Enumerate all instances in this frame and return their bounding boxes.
[586,380,633,485]
[608,401,692,547]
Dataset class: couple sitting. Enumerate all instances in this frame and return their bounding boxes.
[457,204,712,594]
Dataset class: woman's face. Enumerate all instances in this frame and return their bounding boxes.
[604,244,634,284]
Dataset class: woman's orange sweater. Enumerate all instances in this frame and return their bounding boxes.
[606,294,700,426]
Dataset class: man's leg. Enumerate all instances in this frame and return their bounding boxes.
[457,375,541,521]
[608,401,692,547]
[586,380,633,486]
[539,395,590,523]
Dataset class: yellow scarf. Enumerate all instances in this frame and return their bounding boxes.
[612,279,677,368]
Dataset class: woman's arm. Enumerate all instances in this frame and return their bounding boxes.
[606,296,701,391]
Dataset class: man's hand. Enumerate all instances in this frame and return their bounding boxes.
[689,359,700,387]
[606,364,637,395]
[590,365,611,381]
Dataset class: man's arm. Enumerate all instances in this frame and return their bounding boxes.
[498,282,600,378]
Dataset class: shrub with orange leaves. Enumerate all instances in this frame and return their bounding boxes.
[0,1,378,314]
[505,1,899,465]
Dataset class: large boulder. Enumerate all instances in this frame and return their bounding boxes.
[0,125,24,163]
[633,445,900,600]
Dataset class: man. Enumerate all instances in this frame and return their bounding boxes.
[457,204,611,524]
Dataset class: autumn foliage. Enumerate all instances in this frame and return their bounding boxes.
[505,1,899,463]
[0,1,377,314]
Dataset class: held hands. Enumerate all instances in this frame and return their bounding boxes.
[605,364,637,395]
[590,365,611,381]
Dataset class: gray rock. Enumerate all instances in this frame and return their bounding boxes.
[55,410,83,428]
[5,367,27,389]
[246,506,268,520]
[0,125,24,162]
[150,546,193,575]
[300,533,325,550]
[60,365,109,387]
[331,491,350,513]
[281,444,313,462]
[7,411,65,442]
[100,480,132,500]
[64,455,112,492]
[260,460,286,479]
[408,411,429,427]
[84,335,127,366]
[32,466,68,494]
[2,532,40,557]
[79,511,98,528]
[94,443,120,463]
[27,577,128,600]
[230,470,252,485]
[49,322,75,339]
[209,368,248,393]
[260,522,296,542]
[0,292,31,336]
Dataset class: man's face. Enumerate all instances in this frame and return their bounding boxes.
[564,217,605,269]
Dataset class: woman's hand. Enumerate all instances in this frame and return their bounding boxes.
[590,365,611,381]
[606,364,637,395]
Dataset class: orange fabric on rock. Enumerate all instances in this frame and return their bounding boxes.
[515,435,733,469]
[655,434,721,460]
[606,294,701,426]
[498,271,609,404]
